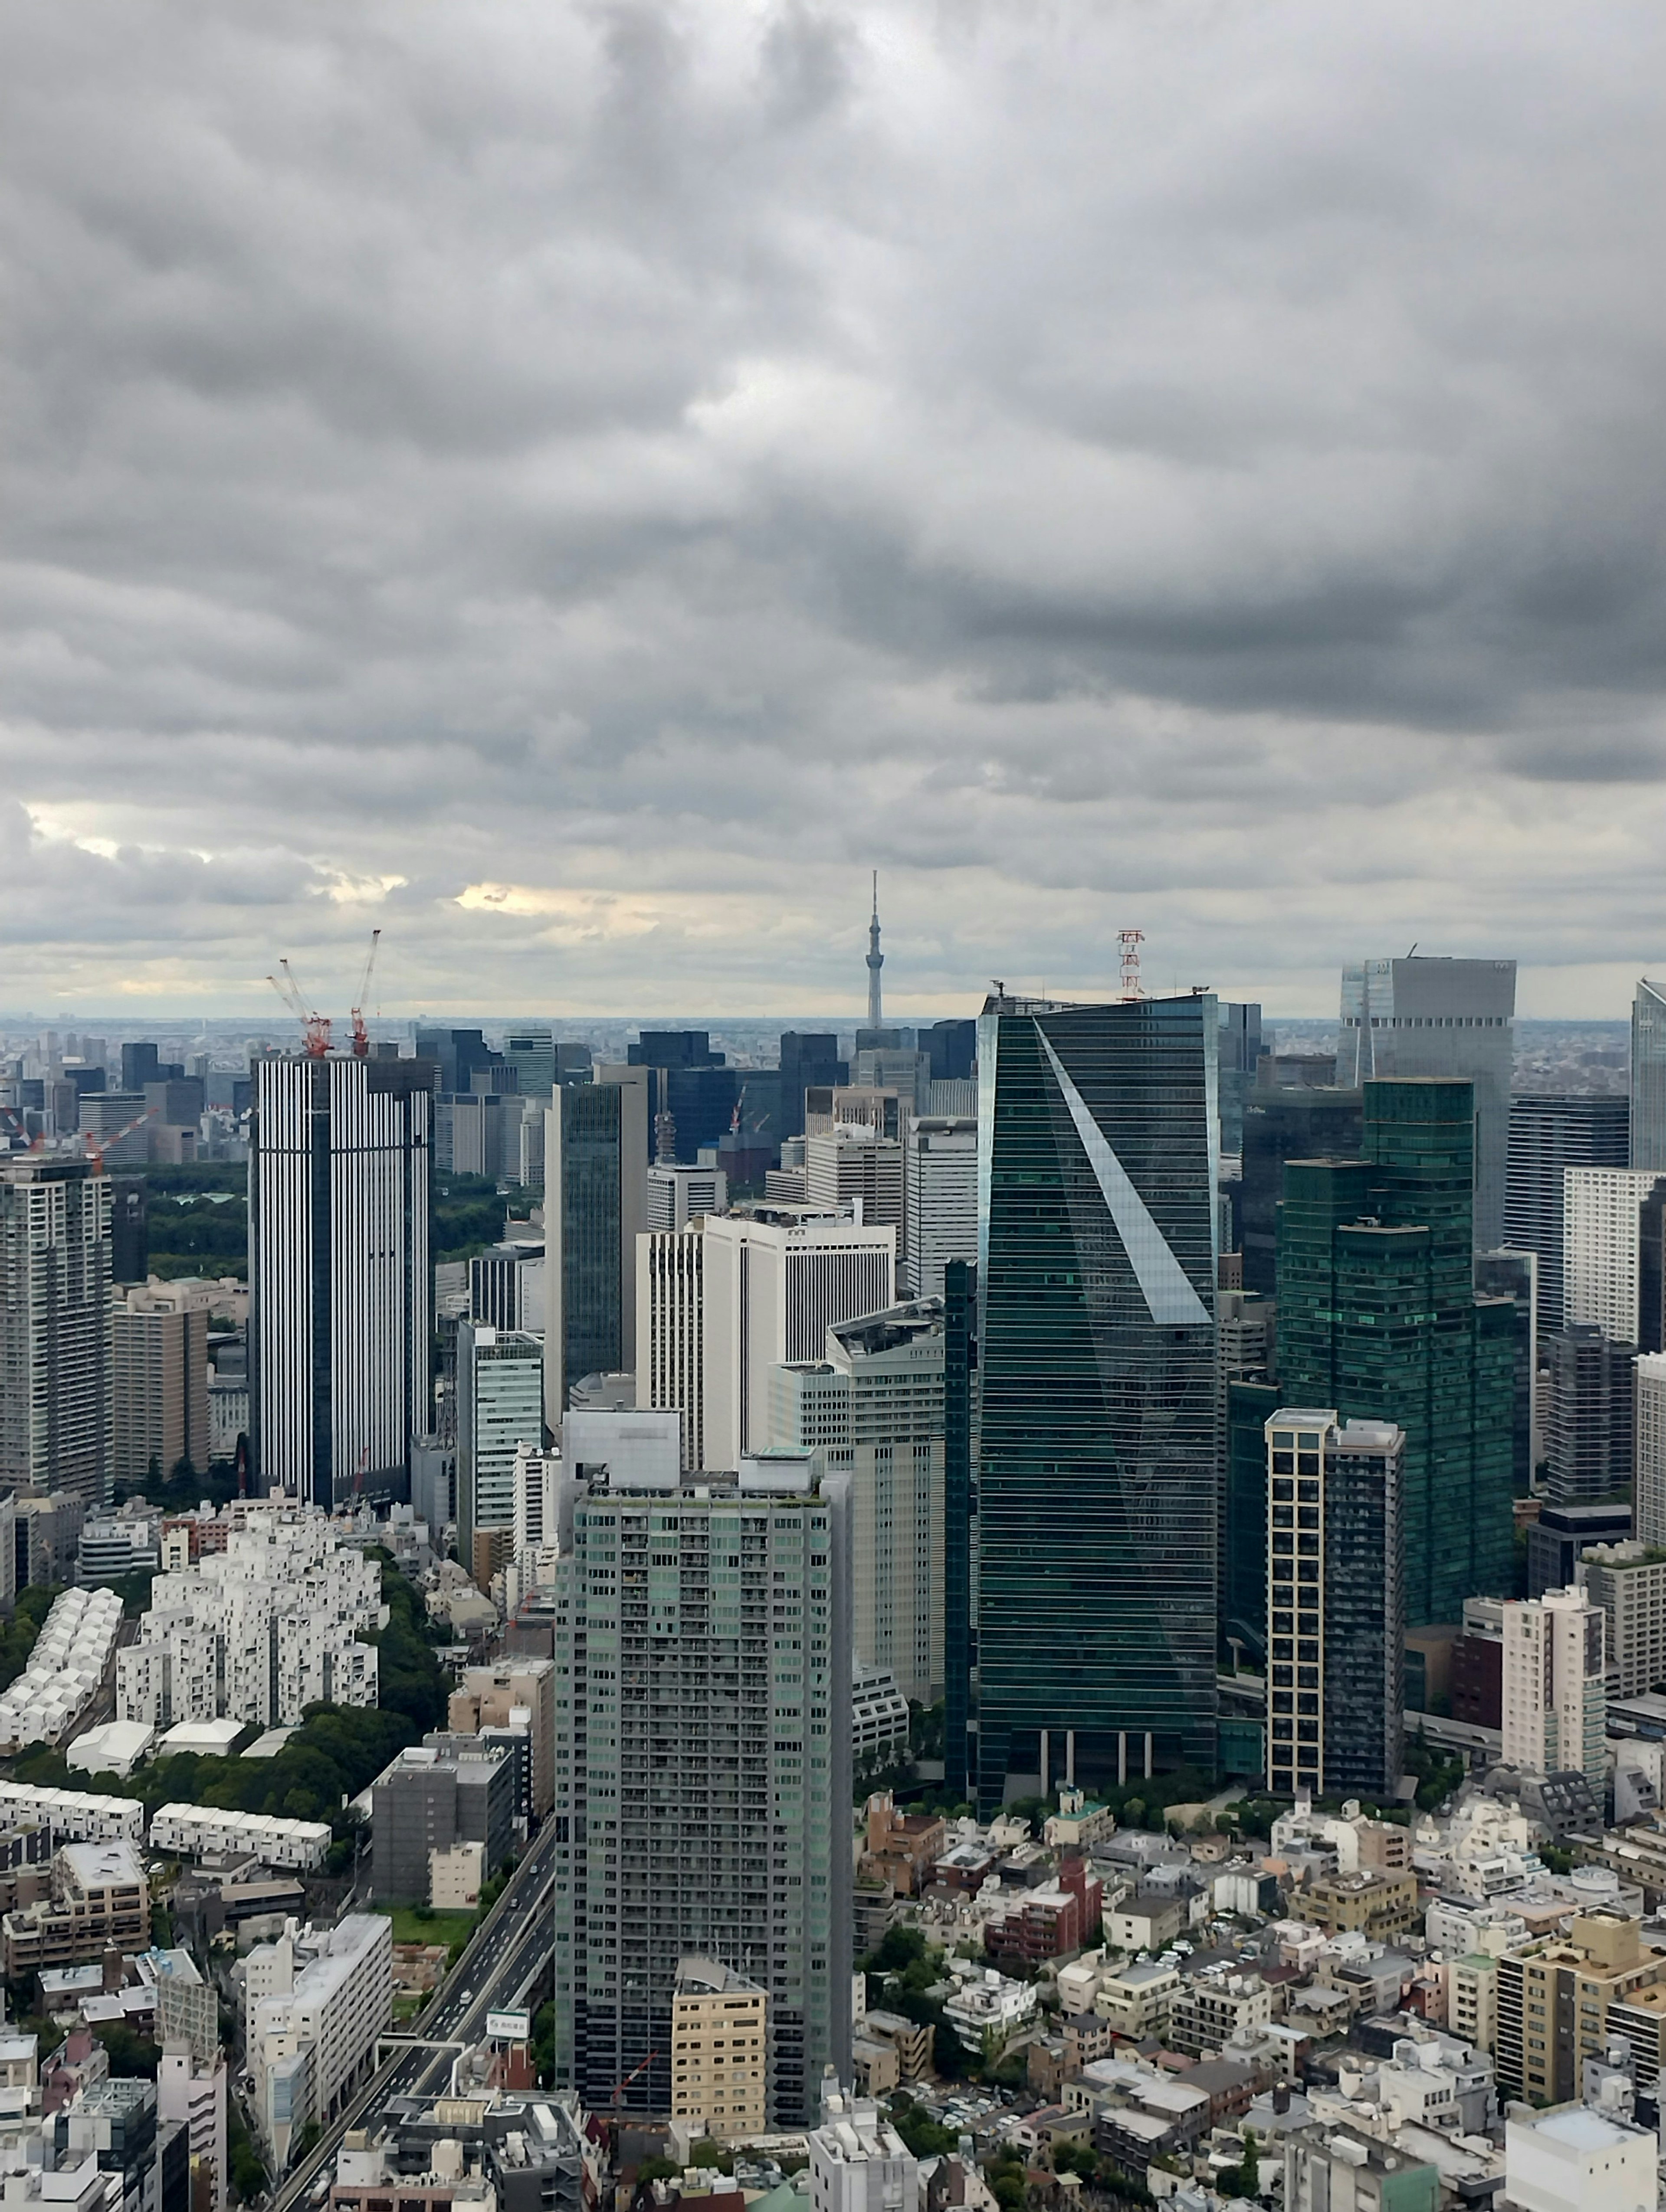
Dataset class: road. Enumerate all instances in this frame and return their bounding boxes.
[270,1822,559,2212]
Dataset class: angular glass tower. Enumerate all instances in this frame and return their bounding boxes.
[1276,1078,1516,1626]
[1633,979,1666,1172]
[974,991,1219,1811]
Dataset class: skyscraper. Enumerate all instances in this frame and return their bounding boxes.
[1633,979,1666,1171]
[1275,1078,1515,1626]
[543,1075,648,1417]
[1543,1324,1634,1507]
[550,1455,853,2126]
[866,874,883,1030]
[1505,1095,1630,1335]
[1634,1353,1666,1548]
[804,1126,904,1250]
[770,1297,945,1704]
[903,1116,977,1298]
[1564,1166,1666,1351]
[974,990,1219,1809]
[0,1155,113,1506]
[1239,1085,1364,1298]
[1339,955,1516,1247]
[778,1035,846,1142]
[249,1056,433,1507]
[1262,1407,1405,1803]
[1500,1587,1606,1789]
[456,1324,545,1559]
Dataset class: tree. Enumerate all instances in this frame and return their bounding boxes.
[1240,2127,1260,2197]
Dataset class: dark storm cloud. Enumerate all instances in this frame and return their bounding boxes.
[3,0,1666,1015]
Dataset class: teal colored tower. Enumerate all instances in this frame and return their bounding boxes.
[1275,1078,1515,1625]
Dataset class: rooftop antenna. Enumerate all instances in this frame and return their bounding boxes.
[1118,930,1144,1002]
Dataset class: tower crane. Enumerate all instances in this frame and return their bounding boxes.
[267,960,332,1056]
[349,928,382,1059]
[82,1105,158,1171]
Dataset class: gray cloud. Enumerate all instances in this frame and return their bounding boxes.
[3,0,1666,1018]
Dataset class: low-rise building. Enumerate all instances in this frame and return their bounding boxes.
[670,1957,768,2141]
[1104,1886,1187,1954]
[1093,1959,1180,2042]
[860,1794,945,1899]
[1,1842,149,1980]
[371,1741,517,1903]
[429,1844,484,1912]
[941,1968,1037,2050]
[810,2087,917,2212]
[1305,1869,1419,1942]
[149,1805,331,1872]
[1284,2125,1439,2212]
[1504,2098,1655,2212]
[1169,1971,1274,2058]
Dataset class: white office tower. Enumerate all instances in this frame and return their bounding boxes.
[551,1454,853,2127]
[638,1227,705,1468]
[1635,1353,1666,1548]
[903,1117,977,1297]
[810,2086,918,2212]
[1339,955,1517,1247]
[456,1324,544,1560]
[0,1155,112,1507]
[250,1056,432,1507]
[1501,1587,1607,1789]
[1564,1167,1666,1345]
[805,1126,904,1248]
[647,1163,728,1232]
[513,1441,566,1557]
[771,1300,945,1705]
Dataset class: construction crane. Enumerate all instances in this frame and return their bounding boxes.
[267,959,331,1056]
[607,2049,659,2107]
[82,1105,157,1171]
[349,928,382,1059]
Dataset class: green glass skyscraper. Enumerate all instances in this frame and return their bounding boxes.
[1276,1077,1515,1626]
[974,991,1219,1811]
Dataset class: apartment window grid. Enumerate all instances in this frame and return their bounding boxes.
[1265,1420,1325,1796]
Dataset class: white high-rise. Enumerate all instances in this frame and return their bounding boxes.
[638,1226,705,1468]
[699,1211,894,1469]
[805,1127,904,1248]
[456,1324,544,1554]
[250,1057,432,1507]
[770,1299,945,1705]
[1500,1587,1606,1788]
[0,1155,112,1507]
[1564,1166,1666,1345]
[647,1164,727,1232]
[903,1116,977,1297]
[1635,1353,1666,1548]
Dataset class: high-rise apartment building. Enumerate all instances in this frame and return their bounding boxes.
[1275,1078,1515,1625]
[112,1289,210,1489]
[974,991,1219,1808]
[1495,1914,1666,2107]
[249,1056,433,1507]
[0,1155,113,1508]
[1239,1086,1363,1298]
[1262,1408,1405,1803]
[1339,955,1516,1247]
[1577,1543,1666,1700]
[1505,1096,1630,1336]
[1633,979,1666,1171]
[692,1211,895,1471]
[543,1075,648,1417]
[1564,1166,1666,1351]
[1544,1324,1634,1506]
[456,1325,544,1559]
[1500,1587,1606,1788]
[550,1456,853,2127]
[770,1298,945,1704]
[903,1117,977,1299]
[1636,1352,1666,1549]
[805,1127,904,1248]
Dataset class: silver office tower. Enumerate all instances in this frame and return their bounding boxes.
[0,1156,112,1507]
[1633,979,1666,1171]
[249,1056,433,1506]
[974,991,1219,1811]
[551,1457,853,2127]
[1339,956,1516,1248]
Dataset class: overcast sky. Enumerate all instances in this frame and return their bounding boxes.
[4,1,1665,1022]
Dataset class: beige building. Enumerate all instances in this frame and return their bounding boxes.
[1304,1868,1419,1942]
[1,1839,149,1978]
[1093,1959,1180,2042]
[669,1956,768,2140]
[1495,1914,1666,2105]
[449,1659,556,1818]
[1450,1953,1499,2055]
[805,1127,905,1255]
[429,1842,484,1910]
[112,1289,210,1487]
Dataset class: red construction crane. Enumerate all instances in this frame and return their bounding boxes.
[607,2049,659,2107]
[82,1105,158,1171]
[268,959,332,1056]
[349,928,382,1059]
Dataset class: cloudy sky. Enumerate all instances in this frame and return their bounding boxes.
[4,0,1665,1021]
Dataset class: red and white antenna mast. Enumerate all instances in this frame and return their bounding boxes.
[1118,929,1145,1002]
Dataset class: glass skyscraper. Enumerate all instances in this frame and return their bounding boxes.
[1275,1077,1515,1626]
[973,991,1219,1810]
[1633,979,1666,1171]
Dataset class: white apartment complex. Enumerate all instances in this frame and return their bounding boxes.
[117,1503,382,1731]
[246,1914,392,2170]
[903,1117,977,1299]
[1564,1166,1666,1345]
[0,1586,123,1754]
[151,1804,332,1871]
[1501,1587,1607,1787]
[0,1780,144,1843]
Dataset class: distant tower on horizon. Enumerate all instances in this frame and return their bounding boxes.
[866,871,884,1027]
